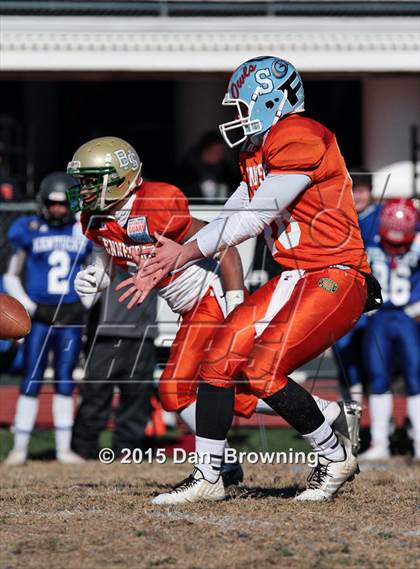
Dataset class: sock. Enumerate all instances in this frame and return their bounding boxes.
[407,394,420,444]
[369,393,392,448]
[52,394,74,453]
[196,382,235,440]
[263,378,325,434]
[180,402,235,462]
[179,401,196,433]
[13,395,39,451]
[350,383,363,406]
[194,382,234,482]
[255,399,276,415]
[196,435,226,483]
[302,419,345,462]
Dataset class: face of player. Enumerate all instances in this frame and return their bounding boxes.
[78,176,101,208]
[353,184,372,213]
[46,201,70,221]
[380,237,413,257]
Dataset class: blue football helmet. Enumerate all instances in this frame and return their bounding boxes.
[219,56,305,147]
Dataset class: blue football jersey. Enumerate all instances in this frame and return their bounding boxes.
[7,215,92,304]
[367,233,420,309]
[358,203,382,248]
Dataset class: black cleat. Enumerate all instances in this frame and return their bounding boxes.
[221,461,244,486]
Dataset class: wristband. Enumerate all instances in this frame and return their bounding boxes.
[225,290,245,315]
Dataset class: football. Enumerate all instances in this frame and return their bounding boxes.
[0,293,31,340]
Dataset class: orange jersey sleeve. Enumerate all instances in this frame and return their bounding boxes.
[263,116,326,180]
[135,182,193,243]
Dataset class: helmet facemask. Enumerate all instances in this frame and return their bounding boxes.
[219,95,261,148]
[67,162,139,213]
[219,88,289,148]
[38,172,76,226]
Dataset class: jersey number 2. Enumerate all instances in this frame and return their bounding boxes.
[48,250,70,295]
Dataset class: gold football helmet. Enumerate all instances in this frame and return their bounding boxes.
[67,136,142,212]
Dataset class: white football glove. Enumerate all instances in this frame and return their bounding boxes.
[74,266,111,296]
[225,290,245,315]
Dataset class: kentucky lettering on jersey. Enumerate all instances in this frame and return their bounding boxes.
[32,235,85,254]
[239,114,370,274]
[7,215,91,305]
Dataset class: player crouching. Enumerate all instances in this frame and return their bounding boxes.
[66,135,356,492]
[130,56,381,504]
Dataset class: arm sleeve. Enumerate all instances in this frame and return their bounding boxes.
[213,182,250,219]
[3,251,37,315]
[196,173,310,257]
[92,243,114,286]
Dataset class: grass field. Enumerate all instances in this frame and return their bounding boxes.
[0,429,419,569]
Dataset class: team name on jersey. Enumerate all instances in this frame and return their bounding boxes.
[32,235,86,253]
[246,163,266,190]
[101,236,154,260]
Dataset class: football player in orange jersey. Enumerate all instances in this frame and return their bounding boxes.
[124,56,374,504]
[66,136,340,484]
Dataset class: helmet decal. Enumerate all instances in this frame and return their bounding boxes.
[220,56,305,148]
[271,59,288,79]
[114,149,140,171]
[230,63,257,99]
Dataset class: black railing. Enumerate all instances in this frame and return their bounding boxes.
[0,1,419,17]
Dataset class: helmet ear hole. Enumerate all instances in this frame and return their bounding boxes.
[265,100,275,109]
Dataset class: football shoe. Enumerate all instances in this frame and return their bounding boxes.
[295,437,359,501]
[152,468,225,505]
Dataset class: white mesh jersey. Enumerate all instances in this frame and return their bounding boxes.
[158,257,225,315]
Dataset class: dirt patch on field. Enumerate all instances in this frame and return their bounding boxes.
[0,461,418,569]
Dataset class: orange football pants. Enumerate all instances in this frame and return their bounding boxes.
[159,290,258,418]
[200,267,367,398]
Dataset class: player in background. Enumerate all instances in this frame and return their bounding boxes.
[360,198,419,460]
[333,171,382,405]
[4,173,91,465]
[67,137,342,483]
[130,56,380,504]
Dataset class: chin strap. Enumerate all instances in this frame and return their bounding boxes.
[271,89,289,128]
[99,153,113,210]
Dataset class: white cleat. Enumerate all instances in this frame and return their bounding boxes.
[152,468,225,505]
[359,445,390,461]
[56,450,86,464]
[313,396,341,426]
[5,449,27,466]
[295,437,359,502]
